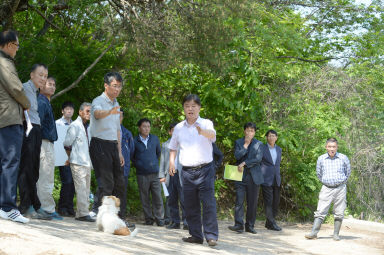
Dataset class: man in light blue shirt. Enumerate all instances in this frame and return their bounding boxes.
[305,138,351,241]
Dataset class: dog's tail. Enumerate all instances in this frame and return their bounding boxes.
[114,227,130,236]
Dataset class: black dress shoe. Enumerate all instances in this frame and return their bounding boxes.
[67,210,76,217]
[58,210,70,217]
[267,222,282,231]
[183,224,189,230]
[228,225,244,233]
[245,226,257,234]
[156,220,165,226]
[167,222,180,229]
[182,236,203,244]
[76,215,96,222]
[164,219,170,225]
[144,220,154,225]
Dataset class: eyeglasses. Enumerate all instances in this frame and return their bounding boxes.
[12,42,20,49]
[109,84,122,90]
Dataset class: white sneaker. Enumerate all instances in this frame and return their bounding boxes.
[3,209,29,223]
[0,209,7,219]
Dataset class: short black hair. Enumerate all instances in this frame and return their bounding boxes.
[0,30,18,47]
[47,76,56,84]
[31,63,48,73]
[104,72,123,85]
[61,101,75,111]
[265,130,278,137]
[183,94,201,106]
[243,122,257,130]
[137,118,151,127]
[326,138,338,144]
[168,122,177,131]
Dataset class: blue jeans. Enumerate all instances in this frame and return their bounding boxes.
[182,162,218,241]
[0,125,23,211]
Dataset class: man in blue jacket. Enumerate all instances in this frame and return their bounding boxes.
[120,110,134,219]
[228,122,263,234]
[133,118,164,226]
[261,130,282,231]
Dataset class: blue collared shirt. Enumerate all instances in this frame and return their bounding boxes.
[38,94,58,142]
[316,152,351,187]
[139,134,149,148]
[268,144,277,165]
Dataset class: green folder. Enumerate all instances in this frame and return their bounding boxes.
[224,164,243,181]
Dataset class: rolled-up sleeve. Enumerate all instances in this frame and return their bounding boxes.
[168,128,179,151]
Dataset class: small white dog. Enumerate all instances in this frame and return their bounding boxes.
[97,196,138,236]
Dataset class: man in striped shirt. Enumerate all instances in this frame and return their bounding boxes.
[305,138,351,241]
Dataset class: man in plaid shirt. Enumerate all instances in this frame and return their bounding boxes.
[305,138,351,241]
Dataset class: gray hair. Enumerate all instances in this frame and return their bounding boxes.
[79,102,91,111]
[104,72,123,85]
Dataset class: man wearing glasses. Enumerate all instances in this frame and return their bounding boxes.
[89,72,134,227]
[0,30,31,223]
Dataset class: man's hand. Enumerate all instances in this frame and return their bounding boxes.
[169,162,176,176]
[109,106,120,115]
[65,160,70,166]
[159,178,166,183]
[238,162,245,172]
[244,136,252,149]
[119,153,125,167]
[196,125,202,135]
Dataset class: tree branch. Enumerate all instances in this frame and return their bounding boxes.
[51,41,114,100]
[27,3,62,31]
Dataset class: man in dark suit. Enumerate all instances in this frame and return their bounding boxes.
[228,122,263,234]
[261,130,282,231]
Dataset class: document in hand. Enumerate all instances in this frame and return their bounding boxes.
[224,164,243,181]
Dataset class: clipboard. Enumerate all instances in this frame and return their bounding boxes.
[224,164,243,181]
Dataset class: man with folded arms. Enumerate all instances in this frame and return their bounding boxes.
[63,102,95,222]
[0,30,31,223]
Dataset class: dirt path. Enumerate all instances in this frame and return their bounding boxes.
[0,217,383,255]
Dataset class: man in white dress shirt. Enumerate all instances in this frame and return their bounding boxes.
[168,94,218,246]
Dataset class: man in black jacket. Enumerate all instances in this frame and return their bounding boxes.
[228,122,263,234]
[133,118,164,226]
[261,130,282,231]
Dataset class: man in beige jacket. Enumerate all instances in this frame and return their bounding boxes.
[0,30,31,223]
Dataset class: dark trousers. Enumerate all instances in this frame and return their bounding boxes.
[234,172,260,228]
[18,123,42,213]
[58,165,75,213]
[168,171,187,224]
[262,182,280,224]
[0,125,23,211]
[119,175,129,218]
[137,173,164,222]
[89,137,125,218]
[182,162,218,241]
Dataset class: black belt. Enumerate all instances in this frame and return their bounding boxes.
[92,137,118,144]
[324,183,344,189]
[182,162,212,171]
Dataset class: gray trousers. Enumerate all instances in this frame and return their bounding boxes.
[314,184,347,221]
[137,173,164,222]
